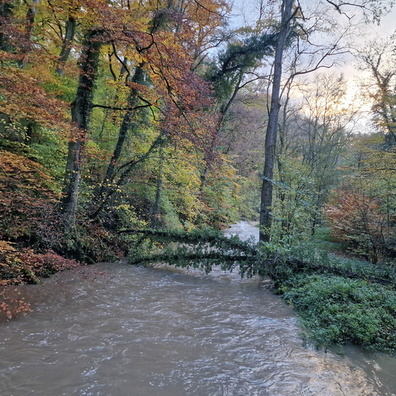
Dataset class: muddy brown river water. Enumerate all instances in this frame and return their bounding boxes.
[0,222,396,395]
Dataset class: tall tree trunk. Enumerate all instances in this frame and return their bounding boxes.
[101,64,145,190]
[259,0,294,243]
[150,143,165,229]
[56,15,76,76]
[18,0,39,67]
[0,0,14,52]
[89,63,147,219]
[25,0,38,35]
[62,29,102,229]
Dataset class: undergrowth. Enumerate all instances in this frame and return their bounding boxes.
[276,272,396,353]
[260,242,396,354]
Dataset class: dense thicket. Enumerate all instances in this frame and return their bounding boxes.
[0,0,233,250]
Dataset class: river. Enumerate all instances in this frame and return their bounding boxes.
[0,222,395,395]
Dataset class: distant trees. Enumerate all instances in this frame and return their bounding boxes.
[296,75,352,231]
[264,73,351,243]
[323,36,396,263]
[358,39,396,142]
[255,0,394,242]
[324,132,396,262]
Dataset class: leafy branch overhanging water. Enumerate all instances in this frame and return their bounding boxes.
[123,227,396,354]
[123,228,396,286]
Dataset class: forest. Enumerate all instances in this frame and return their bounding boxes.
[1,0,396,352]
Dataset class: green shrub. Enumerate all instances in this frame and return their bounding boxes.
[280,274,396,353]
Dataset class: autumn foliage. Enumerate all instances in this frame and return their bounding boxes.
[0,241,80,286]
[325,186,392,263]
[0,150,62,246]
[0,240,81,320]
[0,150,81,317]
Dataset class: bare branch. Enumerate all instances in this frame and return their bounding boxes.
[91,103,151,111]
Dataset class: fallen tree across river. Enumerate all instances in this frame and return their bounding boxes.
[119,228,396,288]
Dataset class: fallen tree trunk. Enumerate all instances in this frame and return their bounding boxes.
[121,228,396,287]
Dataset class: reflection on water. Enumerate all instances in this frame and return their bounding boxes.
[0,222,395,395]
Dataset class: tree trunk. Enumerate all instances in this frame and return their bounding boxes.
[0,0,14,52]
[56,15,76,76]
[150,143,165,229]
[62,29,102,229]
[89,133,163,220]
[89,63,147,219]
[101,65,145,190]
[259,0,294,243]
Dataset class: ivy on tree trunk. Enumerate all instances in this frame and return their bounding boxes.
[62,29,102,229]
[259,0,294,243]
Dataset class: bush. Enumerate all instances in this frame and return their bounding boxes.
[256,240,396,354]
[278,273,396,353]
[0,288,32,321]
[325,187,391,263]
[0,241,80,285]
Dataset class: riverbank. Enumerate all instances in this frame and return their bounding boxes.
[0,243,83,320]
[259,243,396,355]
